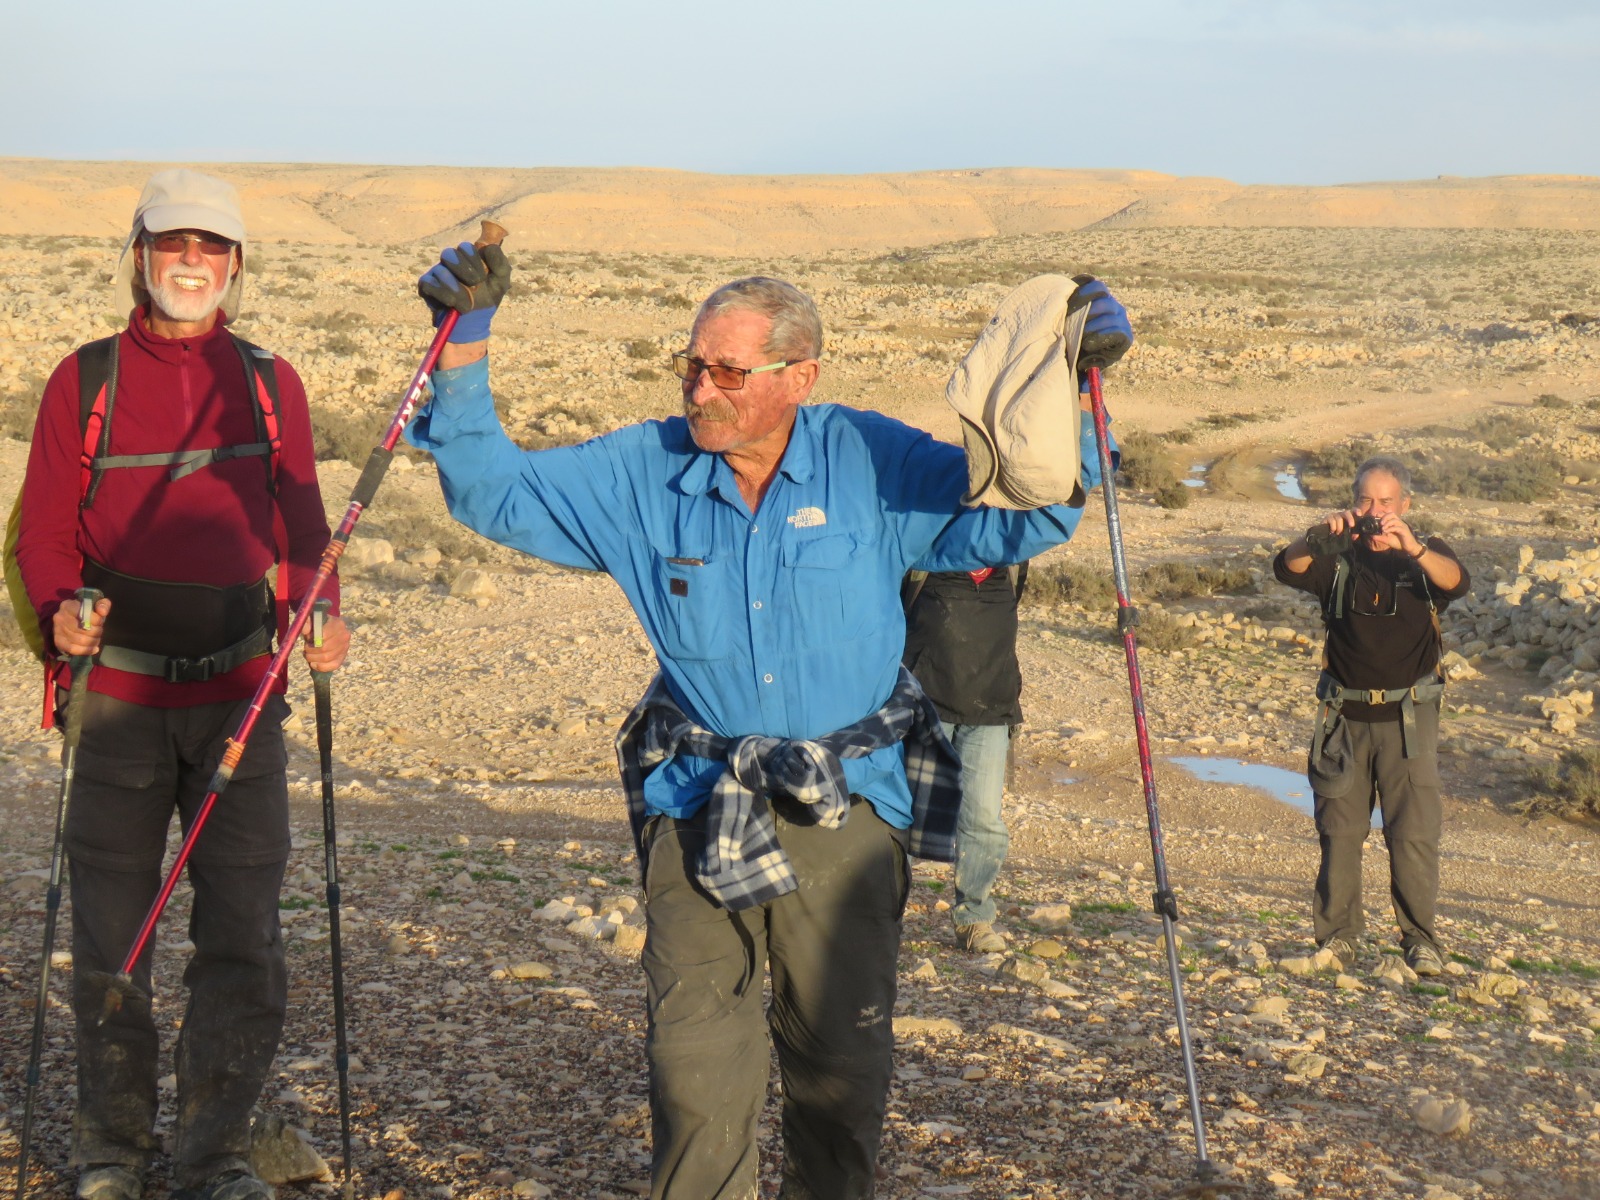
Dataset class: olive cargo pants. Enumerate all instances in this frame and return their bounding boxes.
[640,798,909,1200]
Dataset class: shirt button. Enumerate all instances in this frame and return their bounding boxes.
[763,673,774,684]
[752,600,763,610]
[750,525,759,533]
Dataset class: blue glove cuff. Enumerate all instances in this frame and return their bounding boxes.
[440,306,495,343]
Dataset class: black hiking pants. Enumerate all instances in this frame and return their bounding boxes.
[640,798,909,1200]
[63,691,290,1187]
[1309,704,1443,954]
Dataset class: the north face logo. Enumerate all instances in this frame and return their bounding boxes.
[787,506,827,528]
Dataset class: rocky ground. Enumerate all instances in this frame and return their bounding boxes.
[2,225,1600,1200]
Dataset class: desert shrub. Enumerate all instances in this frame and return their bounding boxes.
[1136,561,1254,600]
[656,292,696,310]
[1469,411,1536,450]
[1115,429,1180,493]
[623,338,658,360]
[312,406,385,465]
[1303,438,1377,486]
[1201,411,1265,429]
[1023,561,1117,610]
[307,310,365,333]
[324,332,362,358]
[1518,746,1600,820]
[284,264,316,281]
[1411,448,1562,503]
[1131,608,1198,653]
[354,366,381,387]
[1533,393,1568,409]
[629,367,660,382]
[1154,482,1192,509]
[0,385,43,441]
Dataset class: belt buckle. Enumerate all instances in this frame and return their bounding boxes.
[1364,689,1386,705]
[165,656,215,684]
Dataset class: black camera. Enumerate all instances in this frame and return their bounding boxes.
[1355,515,1384,537]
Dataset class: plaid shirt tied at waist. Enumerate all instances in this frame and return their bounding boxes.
[615,666,962,911]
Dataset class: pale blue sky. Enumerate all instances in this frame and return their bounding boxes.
[6,0,1596,183]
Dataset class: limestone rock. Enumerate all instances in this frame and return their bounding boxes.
[1412,1097,1473,1136]
[250,1112,332,1184]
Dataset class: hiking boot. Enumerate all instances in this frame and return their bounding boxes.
[173,1169,273,1200]
[1405,942,1445,977]
[1319,936,1358,972]
[77,1166,143,1200]
[955,921,1007,954]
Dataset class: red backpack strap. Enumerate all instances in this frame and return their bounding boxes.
[76,334,120,508]
[230,334,290,640]
[231,335,282,494]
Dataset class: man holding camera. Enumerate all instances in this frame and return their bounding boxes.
[1273,455,1468,977]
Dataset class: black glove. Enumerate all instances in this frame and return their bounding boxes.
[417,242,512,342]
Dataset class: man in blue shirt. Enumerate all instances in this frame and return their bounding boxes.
[408,245,1131,1200]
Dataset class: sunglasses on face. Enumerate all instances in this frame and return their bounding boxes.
[671,352,791,391]
[143,231,236,256]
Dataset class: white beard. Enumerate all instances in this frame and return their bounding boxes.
[144,256,226,324]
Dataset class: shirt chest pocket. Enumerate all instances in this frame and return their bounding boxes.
[780,530,879,648]
[651,551,737,661]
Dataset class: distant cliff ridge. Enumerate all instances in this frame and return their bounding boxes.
[3,160,1598,254]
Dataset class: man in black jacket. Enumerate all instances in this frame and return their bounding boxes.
[1274,456,1468,977]
[903,565,1027,952]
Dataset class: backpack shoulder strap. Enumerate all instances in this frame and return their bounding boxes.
[229,333,291,643]
[1325,553,1350,623]
[229,334,281,495]
[77,334,121,509]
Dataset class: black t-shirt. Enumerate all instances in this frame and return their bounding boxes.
[902,567,1025,727]
[1273,538,1469,721]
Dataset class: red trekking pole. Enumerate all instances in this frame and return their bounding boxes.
[1077,271,1240,1199]
[97,220,508,1019]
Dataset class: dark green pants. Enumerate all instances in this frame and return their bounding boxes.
[63,692,290,1187]
[640,799,909,1200]
[1309,705,1442,954]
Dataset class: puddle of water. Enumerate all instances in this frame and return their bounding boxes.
[1182,462,1209,489]
[1169,756,1381,827]
[1055,775,1079,785]
[1273,463,1307,502]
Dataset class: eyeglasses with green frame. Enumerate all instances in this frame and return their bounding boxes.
[671,352,792,391]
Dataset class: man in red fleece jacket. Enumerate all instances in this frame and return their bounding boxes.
[14,169,350,1200]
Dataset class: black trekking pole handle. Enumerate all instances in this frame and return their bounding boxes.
[1082,360,1238,1196]
[312,599,356,1200]
[14,587,103,1200]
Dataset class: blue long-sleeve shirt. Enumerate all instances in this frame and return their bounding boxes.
[408,357,1104,826]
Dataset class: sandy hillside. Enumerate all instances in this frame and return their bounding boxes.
[3,160,1600,254]
[2,165,1600,1200]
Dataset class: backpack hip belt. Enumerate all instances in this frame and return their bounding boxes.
[1312,669,1445,763]
[97,625,273,684]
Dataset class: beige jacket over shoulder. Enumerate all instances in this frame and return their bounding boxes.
[945,273,1090,510]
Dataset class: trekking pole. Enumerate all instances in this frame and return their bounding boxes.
[1077,280,1241,1199]
[95,220,509,1021]
[14,587,103,1200]
[310,600,356,1200]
